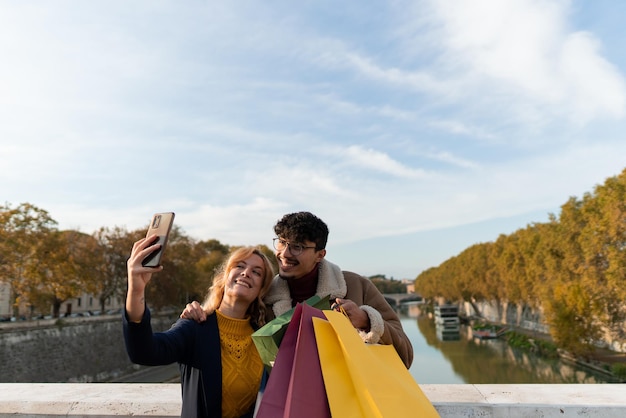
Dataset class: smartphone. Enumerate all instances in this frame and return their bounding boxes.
[141,212,175,268]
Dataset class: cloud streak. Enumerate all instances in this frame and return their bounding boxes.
[344,145,428,179]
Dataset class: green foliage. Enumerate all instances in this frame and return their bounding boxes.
[611,363,626,380]
[369,276,407,293]
[506,331,559,359]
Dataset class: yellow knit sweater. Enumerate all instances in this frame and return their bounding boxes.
[215,310,263,418]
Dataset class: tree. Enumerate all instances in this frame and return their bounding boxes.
[578,170,626,337]
[540,197,601,355]
[0,203,57,317]
[87,226,140,313]
[24,230,96,318]
[369,276,406,294]
[547,281,599,357]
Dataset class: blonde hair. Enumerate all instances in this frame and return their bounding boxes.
[202,247,275,327]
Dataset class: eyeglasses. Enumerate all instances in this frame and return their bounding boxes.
[272,238,317,256]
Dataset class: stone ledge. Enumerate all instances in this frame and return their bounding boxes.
[1,383,625,417]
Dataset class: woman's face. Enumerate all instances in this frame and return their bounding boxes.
[223,254,266,305]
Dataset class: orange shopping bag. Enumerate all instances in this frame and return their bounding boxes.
[313,310,440,418]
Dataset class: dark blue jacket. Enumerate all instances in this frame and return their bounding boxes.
[123,308,257,418]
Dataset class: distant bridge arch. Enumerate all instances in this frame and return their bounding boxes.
[383,293,423,307]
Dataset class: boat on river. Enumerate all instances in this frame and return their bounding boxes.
[434,304,460,326]
[472,326,509,340]
[434,304,461,341]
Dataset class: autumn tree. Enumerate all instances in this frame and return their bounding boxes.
[578,170,626,338]
[414,266,439,300]
[458,242,492,316]
[369,275,407,293]
[544,197,603,355]
[513,224,544,306]
[87,226,141,313]
[23,230,100,317]
[187,239,231,301]
[0,203,57,317]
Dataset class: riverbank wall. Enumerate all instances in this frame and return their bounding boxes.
[0,310,178,383]
[461,300,626,353]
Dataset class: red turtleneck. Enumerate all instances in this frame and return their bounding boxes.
[286,262,320,306]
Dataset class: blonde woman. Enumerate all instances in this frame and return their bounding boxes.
[124,235,274,418]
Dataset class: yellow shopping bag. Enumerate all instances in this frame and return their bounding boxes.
[312,311,440,418]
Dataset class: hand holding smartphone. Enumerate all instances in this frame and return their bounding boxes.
[142,212,175,268]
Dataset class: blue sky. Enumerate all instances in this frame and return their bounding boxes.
[2,1,626,280]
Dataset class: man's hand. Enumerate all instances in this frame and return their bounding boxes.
[180,300,207,322]
[332,298,370,331]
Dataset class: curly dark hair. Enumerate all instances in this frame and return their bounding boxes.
[273,211,329,250]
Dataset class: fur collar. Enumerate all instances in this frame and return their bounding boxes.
[264,259,347,317]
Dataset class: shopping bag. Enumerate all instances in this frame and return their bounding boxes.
[255,303,331,418]
[313,310,440,418]
[252,294,330,367]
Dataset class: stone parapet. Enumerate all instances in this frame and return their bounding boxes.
[1,383,625,417]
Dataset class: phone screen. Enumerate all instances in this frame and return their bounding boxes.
[142,212,175,268]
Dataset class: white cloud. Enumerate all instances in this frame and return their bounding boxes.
[348,0,626,133]
[427,119,497,141]
[558,32,626,122]
[424,150,480,169]
[258,164,349,199]
[183,198,286,246]
[346,53,451,96]
[431,0,626,121]
[343,145,428,179]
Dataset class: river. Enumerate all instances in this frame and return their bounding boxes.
[402,304,616,384]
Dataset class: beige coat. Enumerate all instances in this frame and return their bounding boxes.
[263,259,414,368]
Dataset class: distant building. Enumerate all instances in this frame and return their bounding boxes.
[0,279,123,320]
[402,279,415,294]
[0,281,11,318]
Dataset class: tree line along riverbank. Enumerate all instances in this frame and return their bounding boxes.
[416,168,626,361]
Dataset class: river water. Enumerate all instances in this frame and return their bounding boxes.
[401,304,616,384]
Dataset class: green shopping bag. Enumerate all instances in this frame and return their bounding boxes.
[252,294,330,368]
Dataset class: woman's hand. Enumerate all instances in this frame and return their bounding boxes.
[126,235,163,322]
[127,235,162,291]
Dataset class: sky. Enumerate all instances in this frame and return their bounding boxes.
[2,1,626,280]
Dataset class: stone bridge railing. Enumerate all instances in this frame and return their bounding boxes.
[1,383,625,417]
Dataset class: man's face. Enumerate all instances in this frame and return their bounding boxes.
[274,237,326,280]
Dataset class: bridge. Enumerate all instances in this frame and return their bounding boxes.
[383,292,424,306]
[1,383,625,416]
